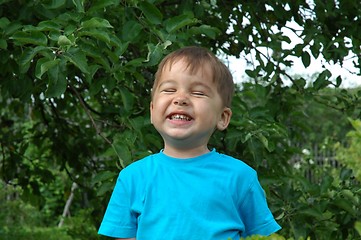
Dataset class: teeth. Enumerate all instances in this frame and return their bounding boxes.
[170,114,191,121]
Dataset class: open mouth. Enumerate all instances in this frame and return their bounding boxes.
[168,114,192,121]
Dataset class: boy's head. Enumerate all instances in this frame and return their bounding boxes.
[152,46,234,108]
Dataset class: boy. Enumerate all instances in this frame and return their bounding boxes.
[98,46,281,239]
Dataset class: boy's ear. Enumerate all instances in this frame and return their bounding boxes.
[217,107,232,131]
[150,101,154,124]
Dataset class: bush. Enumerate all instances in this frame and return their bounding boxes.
[0,226,72,240]
[0,181,99,239]
[62,209,100,240]
[335,118,361,181]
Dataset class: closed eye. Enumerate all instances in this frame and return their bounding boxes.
[161,89,176,93]
[192,91,206,96]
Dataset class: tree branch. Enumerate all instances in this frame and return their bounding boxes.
[58,182,78,228]
[68,84,112,145]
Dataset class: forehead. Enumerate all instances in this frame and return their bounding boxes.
[160,58,214,79]
[151,56,219,99]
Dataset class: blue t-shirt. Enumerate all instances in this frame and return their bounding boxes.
[98,149,281,239]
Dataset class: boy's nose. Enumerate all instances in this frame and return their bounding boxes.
[173,95,188,106]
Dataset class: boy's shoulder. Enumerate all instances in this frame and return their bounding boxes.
[120,151,256,178]
[214,152,257,174]
[119,152,159,174]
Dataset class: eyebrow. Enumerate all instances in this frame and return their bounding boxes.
[158,80,213,91]
[189,81,213,92]
[158,80,176,86]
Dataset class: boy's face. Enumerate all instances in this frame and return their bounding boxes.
[150,59,232,154]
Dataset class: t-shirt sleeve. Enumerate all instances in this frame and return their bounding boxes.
[239,175,281,237]
[98,173,137,238]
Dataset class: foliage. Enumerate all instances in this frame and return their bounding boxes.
[1,0,361,240]
[356,221,361,236]
[0,180,79,240]
[61,209,100,240]
[216,83,361,240]
[241,233,286,240]
[0,181,100,239]
[292,87,360,145]
[335,118,361,181]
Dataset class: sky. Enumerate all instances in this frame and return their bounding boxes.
[228,21,361,88]
[229,54,361,88]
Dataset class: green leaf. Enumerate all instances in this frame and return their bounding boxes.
[37,20,61,31]
[119,87,134,112]
[335,75,342,87]
[293,43,303,56]
[355,221,361,236]
[144,43,164,66]
[0,17,10,29]
[301,51,311,68]
[79,40,102,58]
[64,24,77,35]
[293,78,306,88]
[164,14,197,33]
[42,0,66,9]
[4,22,22,36]
[22,25,38,32]
[340,167,353,180]
[91,171,117,186]
[242,132,252,143]
[340,189,357,204]
[72,0,85,13]
[299,207,325,220]
[138,1,163,25]
[0,39,7,49]
[333,197,356,215]
[88,0,120,12]
[320,175,333,194]
[349,118,361,131]
[110,34,126,51]
[85,64,101,84]
[122,20,143,41]
[96,181,114,196]
[45,62,67,98]
[194,25,221,39]
[245,69,257,78]
[35,58,48,78]
[81,17,113,29]
[130,116,146,131]
[313,70,332,90]
[63,48,89,74]
[125,58,145,67]
[11,31,48,46]
[78,30,110,43]
[36,59,61,79]
[113,144,131,167]
[104,77,116,91]
[19,46,48,72]
[256,132,273,152]
[57,35,73,46]
[48,30,61,41]
[310,40,321,59]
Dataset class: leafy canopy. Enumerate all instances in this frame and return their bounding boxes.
[1,0,361,239]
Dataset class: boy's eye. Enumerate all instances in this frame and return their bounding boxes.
[161,89,176,93]
[192,91,206,96]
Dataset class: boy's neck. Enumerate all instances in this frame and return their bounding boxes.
[162,145,210,159]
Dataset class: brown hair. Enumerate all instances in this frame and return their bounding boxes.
[152,46,234,107]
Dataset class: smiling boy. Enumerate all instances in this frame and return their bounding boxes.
[98,46,281,239]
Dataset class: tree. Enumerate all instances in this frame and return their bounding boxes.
[336,118,361,181]
[1,0,361,239]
